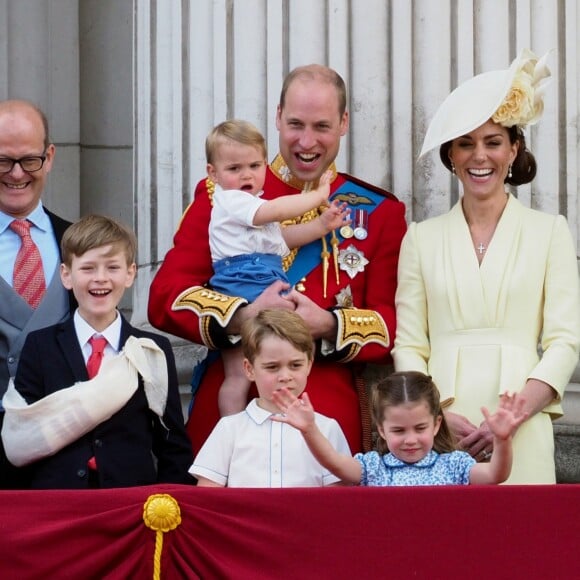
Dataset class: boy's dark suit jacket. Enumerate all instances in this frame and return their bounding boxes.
[14,314,194,489]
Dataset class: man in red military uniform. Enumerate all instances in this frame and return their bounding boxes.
[148,64,407,454]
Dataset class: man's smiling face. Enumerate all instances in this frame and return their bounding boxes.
[0,102,54,218]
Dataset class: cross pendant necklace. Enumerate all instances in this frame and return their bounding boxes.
[477,242,486,254]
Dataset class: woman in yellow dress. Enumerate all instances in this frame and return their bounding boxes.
[394,49,580,484]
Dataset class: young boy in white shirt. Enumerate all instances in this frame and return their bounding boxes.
[190,309,350,487]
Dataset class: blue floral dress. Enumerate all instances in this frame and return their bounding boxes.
[354,450,475,486]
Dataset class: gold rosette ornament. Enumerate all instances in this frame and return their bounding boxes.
[143,494,182,580]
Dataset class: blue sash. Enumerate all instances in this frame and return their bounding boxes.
[189,178,388,404]
[286,179,386,285]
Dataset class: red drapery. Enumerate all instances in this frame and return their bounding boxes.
[1,485,579,579]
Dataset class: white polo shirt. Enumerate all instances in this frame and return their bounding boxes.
[190,398,350,487]
[209,187,290,262]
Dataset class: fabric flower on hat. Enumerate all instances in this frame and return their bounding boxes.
[492,49,551,128]
[419,49,553,159]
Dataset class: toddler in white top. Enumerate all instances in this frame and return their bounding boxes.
[206,120,350,417]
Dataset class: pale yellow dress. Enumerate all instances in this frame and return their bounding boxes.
[394,195,580,484]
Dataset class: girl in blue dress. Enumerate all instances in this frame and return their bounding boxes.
[272,371,527,485]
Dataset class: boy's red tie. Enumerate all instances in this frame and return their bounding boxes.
[86,336,108,474]
[87,336,108,379]
[9,219,46,309]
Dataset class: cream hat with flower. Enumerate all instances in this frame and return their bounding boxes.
[419,49,552,158]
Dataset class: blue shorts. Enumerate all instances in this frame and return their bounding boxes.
[210,253,290,302]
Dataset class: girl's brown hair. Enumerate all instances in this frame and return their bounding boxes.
[370,371,456,455]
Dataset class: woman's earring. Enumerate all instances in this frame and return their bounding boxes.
[450,161,456,175]
[508,164,513,179]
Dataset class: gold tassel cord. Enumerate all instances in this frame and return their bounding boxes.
[321,235,329,298]
[330,230,340,284]
[143,494,182,580]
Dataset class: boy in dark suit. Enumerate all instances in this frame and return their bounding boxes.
[2,215,194,488]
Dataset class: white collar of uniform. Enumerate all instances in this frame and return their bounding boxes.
[74,309,122,352]
[245,397,282,425]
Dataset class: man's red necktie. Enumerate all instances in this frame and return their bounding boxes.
[87,336,108,379]
[10,219,46,309]
[86,336,108,473]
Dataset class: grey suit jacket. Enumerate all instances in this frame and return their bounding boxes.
[0,208,75,400]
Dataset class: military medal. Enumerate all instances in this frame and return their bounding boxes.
[353,209,368,240]
[340,224,354,238]
[338,245,369,279]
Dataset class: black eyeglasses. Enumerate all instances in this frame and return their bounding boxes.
[0,155,47,174]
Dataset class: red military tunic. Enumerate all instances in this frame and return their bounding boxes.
[148,155,407,454]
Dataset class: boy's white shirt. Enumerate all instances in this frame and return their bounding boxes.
[75,308,121,362]
[190,398,350,487]
[209,186,290,262]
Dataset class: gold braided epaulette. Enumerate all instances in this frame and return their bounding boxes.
[206,177,215,204]
[334,308,390,352]
[172,286,247,328]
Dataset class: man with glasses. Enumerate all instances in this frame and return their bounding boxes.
[0,99,75,488]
